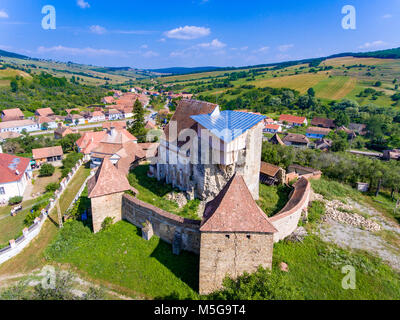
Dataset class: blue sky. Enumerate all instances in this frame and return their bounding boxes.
[0,0,398,69]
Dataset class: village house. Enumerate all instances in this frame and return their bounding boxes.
[90,127,139,169]
[0,131,21,142]
[282,133,310,148]
[102,121,127,130]
[0,153,32,204]
[106,108,124,121]
[153,99,265,201]
[349,123,368,136]
[32,146,64,167]
[54,124,78,139]
[315,138,333,152]
[37,116,58,130]
[279,114,308,127]
[0,119,39,133]
[35,108,55,118]
[268,133,285,146]
[89,111,106,123]
[145,120,157,130]
[336,126,357,140]
[311,117,336,129]
[306,127,331,139]
[76,131,108,161]
[264,124,282,134]
[383,149,400,161]
[1,108,24,122]
[287,164,322,182]
[66,113,85,126]
[260,162,286,185]
[102,96,115,105]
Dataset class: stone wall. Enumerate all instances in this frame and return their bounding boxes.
[91,191,124,233]
[270,177,311,242]
[122,194,201,254]
[199,232,274,295]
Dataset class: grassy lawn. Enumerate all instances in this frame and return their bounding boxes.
[58,166,91,213]
[32,168,62,195]
[45,220,198,299]
[257,184,291,217]
[271,235,400,300]
[0,198,38,248]
[128,165,200,220]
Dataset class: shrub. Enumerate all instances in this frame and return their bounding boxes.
[40,163,55,177]
[307,201,325,223]
[9,196,23,205]
[101,217,114,231]
[61,152,83,178]
[45,182,60,193]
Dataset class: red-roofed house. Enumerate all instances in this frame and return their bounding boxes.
[76,131,107,161]
[264,124,282,134]
[279,114,308,127]
[1,108,25,122]
[0,153,32,203]
[32,146,64,166]
[35,108,55,118]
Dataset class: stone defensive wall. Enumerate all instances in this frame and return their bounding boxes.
[269,177,311,242]
[122,194,201,254]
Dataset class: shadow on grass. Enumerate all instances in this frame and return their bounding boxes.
[150,239,199,298]
[129,164,174,198]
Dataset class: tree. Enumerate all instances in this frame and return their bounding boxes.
[307,87,315,97]
[374,81,382,87]
[60,133,81,153]
[40,163,55,177]
[128,99,147,142]
[335,112,350,127]
[10,79,18,92]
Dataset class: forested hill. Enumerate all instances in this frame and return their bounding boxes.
[0,72,107,116]
[0,49,29,60]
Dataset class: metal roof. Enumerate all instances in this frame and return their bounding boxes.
[190,111,266,143]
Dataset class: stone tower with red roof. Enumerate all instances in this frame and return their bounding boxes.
[199,174,277,295]
[87,157,137,233]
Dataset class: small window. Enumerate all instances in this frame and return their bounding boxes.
[247,235,251,240]
[225,235,230,239]
[0,187,5,195]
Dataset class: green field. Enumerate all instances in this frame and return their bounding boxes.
[45,220,199,299]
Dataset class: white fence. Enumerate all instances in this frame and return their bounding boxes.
[0,159,85,266]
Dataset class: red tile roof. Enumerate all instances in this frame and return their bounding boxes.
[279,114,307,124]
[1,108,24,122]
[35,108,54,117]
[311,117,335,128]
[265,124,281,130]
[283,133,310,144]
[0,153,31,184]
[164,99,218,142]
[32,146,63,160]
[200,174,277,233]
[260,162,281,177]
[102,121,127,130]
[76,131,107,155]
[306,127,331,135]
[87,157,135,198]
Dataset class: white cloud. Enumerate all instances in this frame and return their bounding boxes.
[77,0,90,9]
[142,50,159,58]
[37,45,120,56]
[253,46,270,54]
[140,44,149,49]
[165,26,210,40]
[197,39,226,49]
[278,44,294,52]
[382,14,393,19]
[359,40,387,49]
[0,10,9,18]
[90,25,107,34]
